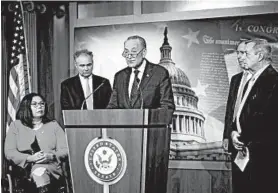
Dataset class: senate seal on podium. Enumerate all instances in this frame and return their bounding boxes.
[84,138,127,185]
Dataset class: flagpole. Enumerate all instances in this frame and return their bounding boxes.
[19,0,32,93]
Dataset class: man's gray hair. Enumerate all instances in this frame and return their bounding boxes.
[249,38,272,62]
[125,35,147,49]
[238,38,249,46]
[73,49,93,61]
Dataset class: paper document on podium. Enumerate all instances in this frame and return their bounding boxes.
[234,147,249,172]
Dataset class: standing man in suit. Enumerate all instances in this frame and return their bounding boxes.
[223,40,252,151]
[107,35,175,110]
[60,49,112,110]
[230,39,278,193]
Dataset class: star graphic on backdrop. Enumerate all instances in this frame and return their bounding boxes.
[192,80,209,97]
[182,28,200,48]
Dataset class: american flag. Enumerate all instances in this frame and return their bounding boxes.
[6,2,31,132]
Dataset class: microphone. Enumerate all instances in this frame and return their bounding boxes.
[81,80,106,110]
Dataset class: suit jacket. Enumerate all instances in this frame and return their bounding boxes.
[107,60,175,110]
[60,74,112,110]
[223,72,243,152]
[233,65,278,148]
[231,65,278,193]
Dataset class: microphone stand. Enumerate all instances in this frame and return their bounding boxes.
[81,80,106,110]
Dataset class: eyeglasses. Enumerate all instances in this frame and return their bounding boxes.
[122,49,144,58]
[31,102,45,108]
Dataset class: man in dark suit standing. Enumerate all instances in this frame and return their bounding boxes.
[230,39,278,193]
[107,35,175,110]
[223,40,252,193]
[60,49,112,110]
[223,40,252,151]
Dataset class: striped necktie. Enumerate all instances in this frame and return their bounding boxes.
[129,69,140,107]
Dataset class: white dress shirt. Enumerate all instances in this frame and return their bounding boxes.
[79,74,93,96]
[128,60,146,97]
[232,71,252,121]
[236,71,253,100]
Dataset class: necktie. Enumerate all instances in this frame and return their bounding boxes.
[233,72,250,121]
[130,70,140,107]
[85,78,94,110]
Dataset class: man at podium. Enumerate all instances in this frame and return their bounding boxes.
[107,35,175,110]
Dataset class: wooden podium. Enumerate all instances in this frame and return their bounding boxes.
[63,109,172,193]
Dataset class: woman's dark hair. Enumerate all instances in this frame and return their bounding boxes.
[16,93,50,128]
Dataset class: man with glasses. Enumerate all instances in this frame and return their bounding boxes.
[107,35,175,110]
[229,39,278,193]
[60,49,112,110]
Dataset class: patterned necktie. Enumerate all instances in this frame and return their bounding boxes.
[130,69,140,107]
[233,72,250,121]
[85,77,94,110]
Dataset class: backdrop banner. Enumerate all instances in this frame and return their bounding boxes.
[75,14,278,161]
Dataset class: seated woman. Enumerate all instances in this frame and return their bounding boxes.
[5,93,68,193]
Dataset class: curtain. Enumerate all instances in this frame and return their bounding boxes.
[37,4,69,125]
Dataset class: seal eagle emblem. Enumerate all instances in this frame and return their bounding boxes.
[84,137,127,185]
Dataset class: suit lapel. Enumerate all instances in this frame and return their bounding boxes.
[123,68,132,108]
[232,73,243,107]
[92,75,102,107]
[131,61,154,107]
[239,65,273,118]
[73,75,85,100]
[234,73,243,95]
[72,75,85,109]
[139,61,154,91]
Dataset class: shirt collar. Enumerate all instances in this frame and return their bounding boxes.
[243,70,252,79]
[132,59,146,73]
[79,74,93,80]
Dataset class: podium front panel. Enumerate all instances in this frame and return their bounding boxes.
[66,127,144,193]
